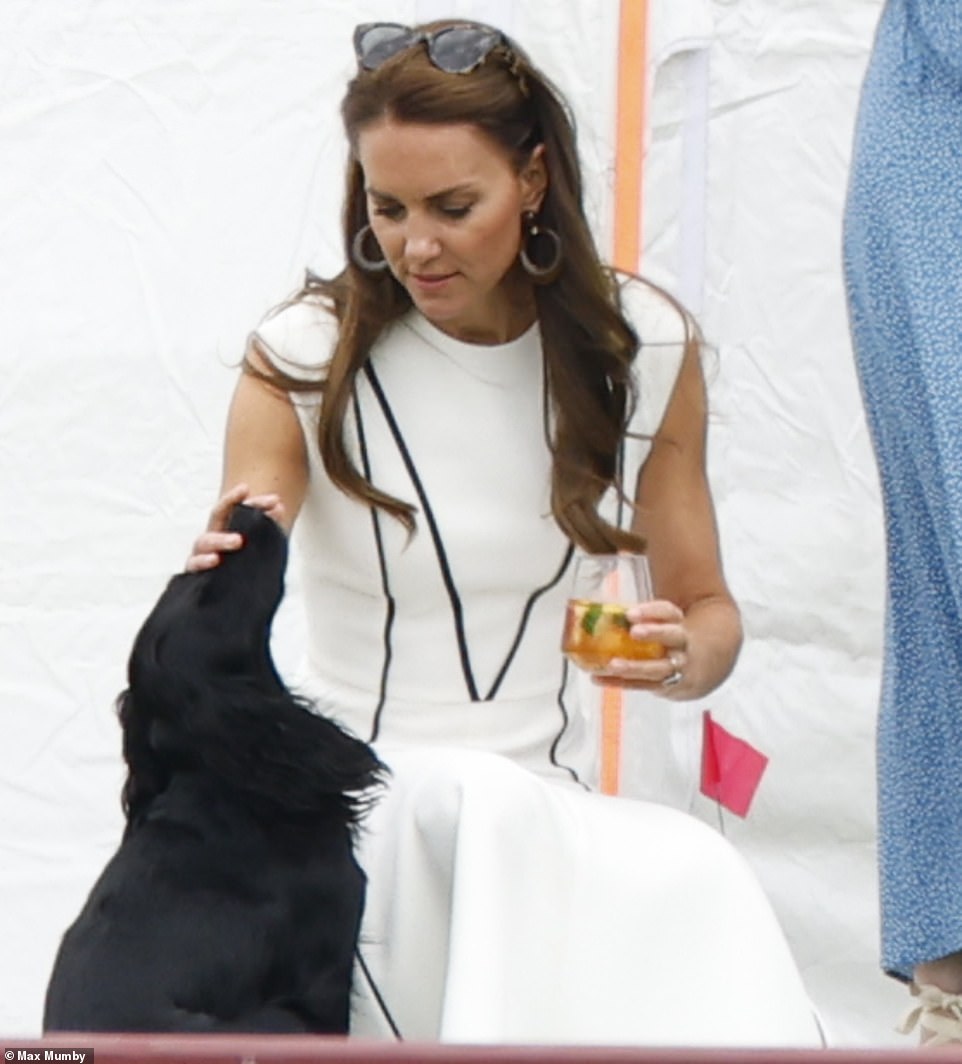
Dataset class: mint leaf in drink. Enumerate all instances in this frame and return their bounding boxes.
[582,603,602,635]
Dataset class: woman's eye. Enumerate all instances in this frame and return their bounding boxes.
[441,205,471,219]
[373,204,403,220]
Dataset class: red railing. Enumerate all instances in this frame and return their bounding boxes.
[0,1036,932,1064]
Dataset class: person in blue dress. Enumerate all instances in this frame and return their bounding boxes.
[844,0,962,1045]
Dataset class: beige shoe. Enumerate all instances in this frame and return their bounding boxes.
[900,982,962,1046]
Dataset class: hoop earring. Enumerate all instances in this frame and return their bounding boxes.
[519,211,562,282]
[351,224,390,272]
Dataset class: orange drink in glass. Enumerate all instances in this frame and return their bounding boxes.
[561,553,666,672]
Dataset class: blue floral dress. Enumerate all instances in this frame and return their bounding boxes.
[844,0,962,981]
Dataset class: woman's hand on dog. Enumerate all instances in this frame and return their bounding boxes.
[186,484,286,572]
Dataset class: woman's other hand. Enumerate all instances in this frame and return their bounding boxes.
[592,598,689,696]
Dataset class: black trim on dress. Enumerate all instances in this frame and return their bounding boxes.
[362,358,584,786]
[363,362,481,701]
[485,542,574,700]
[551,657,586,788]
[353,388,396,742]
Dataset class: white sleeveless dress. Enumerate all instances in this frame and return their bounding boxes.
[255,283,822,1047]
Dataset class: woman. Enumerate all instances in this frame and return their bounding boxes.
[844,0,962,1046]
[190,20,819,1046]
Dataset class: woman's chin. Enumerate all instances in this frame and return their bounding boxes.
[408,292,463,329]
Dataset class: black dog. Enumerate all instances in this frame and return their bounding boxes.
[43,505,384,1033]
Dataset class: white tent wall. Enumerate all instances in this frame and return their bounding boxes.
[0,0,899,1046]
[618,0,903,1047]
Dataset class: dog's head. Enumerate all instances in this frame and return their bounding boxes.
[119,504,384,827]
[129,503,288,689]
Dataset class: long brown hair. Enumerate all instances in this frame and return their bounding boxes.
[249,21,693,552]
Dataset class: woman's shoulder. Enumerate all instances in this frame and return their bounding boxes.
[615,275,694,439]
[252,293,339,383]
[616,274,694,350]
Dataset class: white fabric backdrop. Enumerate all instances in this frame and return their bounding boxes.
[1,0,901,1046]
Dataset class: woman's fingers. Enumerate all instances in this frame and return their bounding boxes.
[187,484,283,572]
[185,550,222,574]
[185,530,243,572]
[591,600,689,692]
[625,598,685,626]
[592,654,684,689]
[211,486,284,526]
[207,485,285,535]
[243,493,286,525]
[206,483,252,531]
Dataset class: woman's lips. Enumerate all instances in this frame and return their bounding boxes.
[410,272,457,291]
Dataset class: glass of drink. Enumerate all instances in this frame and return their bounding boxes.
[561,553,667,671]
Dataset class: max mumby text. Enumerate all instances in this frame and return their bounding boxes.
[5,1052,91,1062]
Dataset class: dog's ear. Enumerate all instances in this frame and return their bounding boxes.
[121,619,386,824]
[116,688,171,828]
[170,686,386,824]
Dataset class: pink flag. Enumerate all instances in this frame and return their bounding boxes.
[700,710,769,818]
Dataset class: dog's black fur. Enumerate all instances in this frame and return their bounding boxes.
[43,505,384,1033]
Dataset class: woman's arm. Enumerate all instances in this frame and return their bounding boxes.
[595,344,743,699]
[186,354,309,571]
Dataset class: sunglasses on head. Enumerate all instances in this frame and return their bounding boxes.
[353,21,505,75]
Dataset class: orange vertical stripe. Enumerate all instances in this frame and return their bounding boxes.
[599,686,623,796]
[614,0,648,272]
[601,0,649,797]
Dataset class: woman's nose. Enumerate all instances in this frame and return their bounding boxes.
[403,221,442,262]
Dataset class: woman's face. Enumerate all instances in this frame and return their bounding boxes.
[357,119,547,344]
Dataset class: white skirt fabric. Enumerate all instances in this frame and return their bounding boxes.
[350,747,823,1048]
